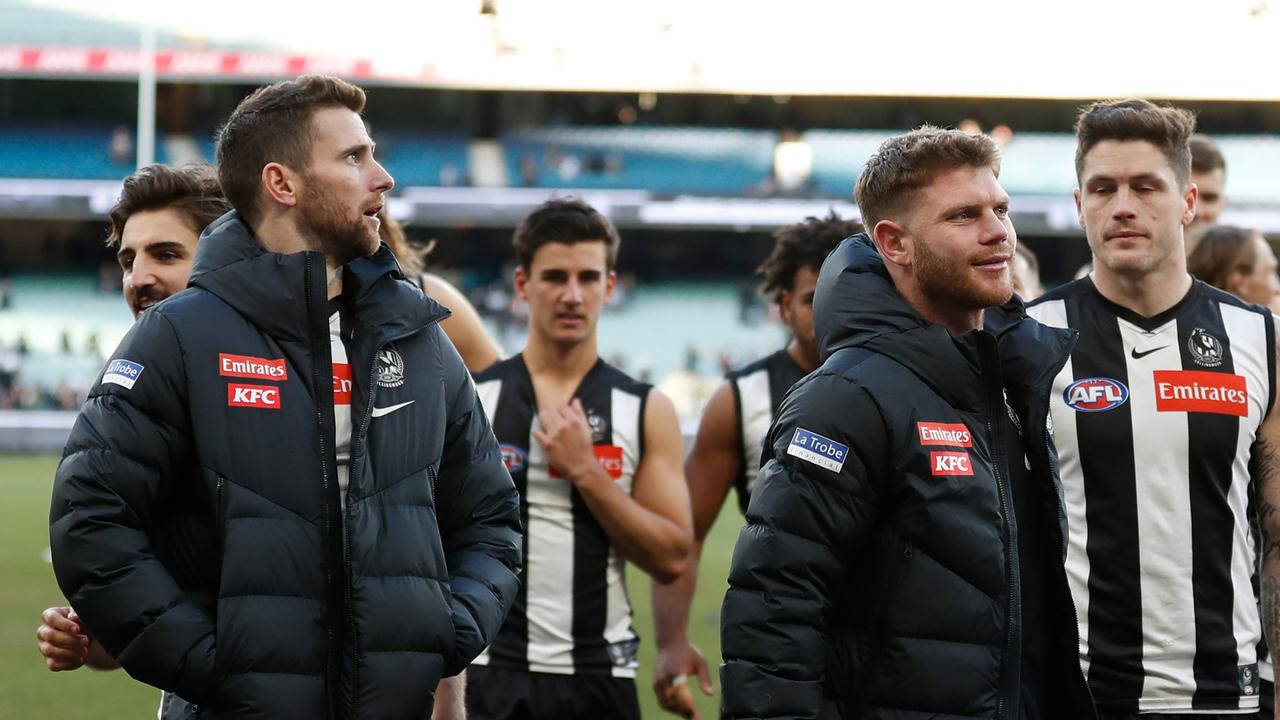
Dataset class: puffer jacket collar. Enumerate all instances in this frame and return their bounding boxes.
[188,211,449,342]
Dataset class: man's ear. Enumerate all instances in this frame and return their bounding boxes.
[1181,181,1199,228]
[262,162,300,210]
[872,219,912,270]
[513,265,528,301]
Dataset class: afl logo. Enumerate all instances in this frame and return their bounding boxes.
[1188,328,1224,368]
[500,444,527,473]
[1064,377,1130,413]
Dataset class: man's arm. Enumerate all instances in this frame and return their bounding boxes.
[720,374,884,720]
[651,382,739,717]
[535,392,693,584]
[49,310,219,704]
[423,272,502,374]
[433,329,523,676]
[432,672,466,720]
[1259,325,1280,710]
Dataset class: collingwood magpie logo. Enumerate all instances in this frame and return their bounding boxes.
[587,411,608,443]
[1187,328,1224,368]
[375,348,405,388]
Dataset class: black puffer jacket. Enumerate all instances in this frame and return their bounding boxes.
[50,212,522,720]
[720,235,1094,719]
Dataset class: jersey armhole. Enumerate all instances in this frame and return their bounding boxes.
[1266,313,1277,420]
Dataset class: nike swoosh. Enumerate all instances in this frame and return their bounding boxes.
[371,400,415,418]
[1130,345,1169,360]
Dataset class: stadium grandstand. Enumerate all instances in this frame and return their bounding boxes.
[3,1,1280,718]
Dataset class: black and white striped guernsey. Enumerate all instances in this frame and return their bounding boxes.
[726,349,807,514]
[1028,277,1276,712]
[471,354,650,677]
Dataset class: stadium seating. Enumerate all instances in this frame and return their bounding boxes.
[502,126,776,196]
[3,123,1280,203]
[0,272,131,390]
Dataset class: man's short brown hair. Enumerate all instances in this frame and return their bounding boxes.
[1074,99,1197,186]
[513,197,621,272]
[854,125,1001,231]
[107,164,230,247]
[215,74,366,227]
[1190,133,1226,175]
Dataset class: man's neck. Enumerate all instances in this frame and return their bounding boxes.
[523,335,599,385]
[786,338,820,372]
[1091,261,1192,319]
[254,216,344,300]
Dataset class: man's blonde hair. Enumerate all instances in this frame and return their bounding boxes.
[854,125,1001,231]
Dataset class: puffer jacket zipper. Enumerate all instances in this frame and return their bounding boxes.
[304,253,345,719]
[979,335,1021,720]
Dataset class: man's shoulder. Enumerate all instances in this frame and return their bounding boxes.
[152,286,233,328]
[592,358,651,399]
[784,350,889,416]
[472,354,523,385]
[726,348,789,381]
[1193,278,1273,319]
[1028,277,1092,311]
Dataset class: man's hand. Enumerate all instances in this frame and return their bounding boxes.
[653,641,714,719]
[533,399,600,483]
[36,607,119,671]
[37,607,89,671]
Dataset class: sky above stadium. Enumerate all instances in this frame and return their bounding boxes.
[18,0,1280,100]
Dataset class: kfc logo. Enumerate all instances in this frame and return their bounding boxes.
[227,383,281,409]
[594,445,624,480]
[930,451,973,477]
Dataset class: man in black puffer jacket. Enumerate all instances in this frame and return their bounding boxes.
[49,75,521,720]
[721,127,1096,719]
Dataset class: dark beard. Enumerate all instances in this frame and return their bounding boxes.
[915,238,1011,311]
[298,179,378,264]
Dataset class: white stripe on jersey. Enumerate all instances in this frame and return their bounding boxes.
[1031,299,1094,679]
[735,368,772,496]
[476,378,502,421]
[473,378,501,669]
[1119,317,1198,703]
[1222,305,1267,686]
[604,387,642,679]
[522,421,579,673]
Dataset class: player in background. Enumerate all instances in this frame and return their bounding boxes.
[1186,133,1228,253]
[467,197,693,719]
[1028,98,1280,715]
[651,212,861,719]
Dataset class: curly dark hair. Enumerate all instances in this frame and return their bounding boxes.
[757,211,863,302]
[106,164,230,246]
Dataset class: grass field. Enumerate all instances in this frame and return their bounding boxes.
[0,454,742,720]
